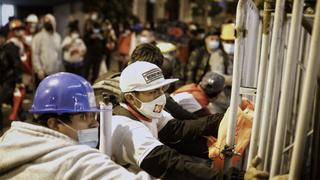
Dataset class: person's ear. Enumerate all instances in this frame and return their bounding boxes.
[124,93,135,104]
[47,118,59,131]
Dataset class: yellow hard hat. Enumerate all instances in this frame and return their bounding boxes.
[220,23,235,41]
[9,19,24,30]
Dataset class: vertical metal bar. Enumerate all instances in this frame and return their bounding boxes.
[253,20,263,89]
[99,102,113,156]
[247,1,272,169]
[270,0,304,176]
[224,0,246,170]
[264,20,287,170]
[257,0,285,169]
[289,0,320,178]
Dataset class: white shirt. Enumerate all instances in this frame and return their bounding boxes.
[110,105,174,176]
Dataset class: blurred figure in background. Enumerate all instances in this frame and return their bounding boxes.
[171,72,225,117]
[83,18,105,83]
[61,19,86,76]
[209,23,235,113]
[156,41,184,92]
[24,14,39,46]
[0,26,24,127]
[102,20,117,71]
[185,26,227,85]
[187,23,205,53]
[8,19,33,92]
[32,14,63,86]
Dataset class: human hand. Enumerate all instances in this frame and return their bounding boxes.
[245,156,269,180]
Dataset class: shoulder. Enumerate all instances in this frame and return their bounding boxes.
[112,115,147,131]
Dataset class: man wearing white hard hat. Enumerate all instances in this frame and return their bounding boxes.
[108,61,237,179]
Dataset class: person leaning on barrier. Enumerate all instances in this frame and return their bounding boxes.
[0,72,150,180]
[94,43,198,120]
[105,61,269,179]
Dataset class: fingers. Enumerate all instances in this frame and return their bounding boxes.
[255,171,269,179]
[251,156,262,168]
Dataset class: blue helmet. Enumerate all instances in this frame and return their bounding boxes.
[29,72,99,114]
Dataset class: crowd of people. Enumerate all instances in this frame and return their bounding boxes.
[0,11,273,180]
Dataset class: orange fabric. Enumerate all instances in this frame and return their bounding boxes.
[117,33,132,55]
[9,86,25,121]
[240,97,254,111]
[208,107,253,169]
[173,83,209,107]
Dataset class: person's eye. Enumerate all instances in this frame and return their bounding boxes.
[79,114,86,120]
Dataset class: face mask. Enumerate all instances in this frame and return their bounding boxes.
[223,42,234,55]
[91,14,98,20]
[207,40,219,51]
[93,29,100,34]
[71,33,79,39]
[57,119,99,148]
[139,36,150,44]
[44,22,54,32]
[132,94,166,119]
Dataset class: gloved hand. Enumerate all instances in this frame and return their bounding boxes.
[271,174,288,180]
[244,156,269,180]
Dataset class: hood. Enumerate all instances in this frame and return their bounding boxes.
[0,122,76,174]
[44,14,57,31]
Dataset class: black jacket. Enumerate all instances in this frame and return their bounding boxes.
[0,42,22,85]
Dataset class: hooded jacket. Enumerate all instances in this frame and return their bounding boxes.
[0,121,150,180]
[32,14,63,75]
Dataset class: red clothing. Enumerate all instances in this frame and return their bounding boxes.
[173,83,209,108]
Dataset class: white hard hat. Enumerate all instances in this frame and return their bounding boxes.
[26,14,38,23]
[120,61,178,93]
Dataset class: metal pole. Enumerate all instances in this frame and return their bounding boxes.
[253,20,263,89]
[224,0,246,170]
[247,0,272,169]
[270,0,304,176]
[99,102,113,156]
[289,0,320,178]
[257,0,285,169]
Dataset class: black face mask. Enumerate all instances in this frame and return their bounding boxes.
[44,22,53,32]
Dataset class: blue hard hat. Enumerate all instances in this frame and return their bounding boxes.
[29,72,99,114]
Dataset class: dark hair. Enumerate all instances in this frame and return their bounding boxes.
[68,20,79,32]
[35,113,72,127]
[0,26,9,38]
[129,43,164,67]
[205,26,221,38]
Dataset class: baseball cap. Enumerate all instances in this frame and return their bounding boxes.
[120,61,178,92]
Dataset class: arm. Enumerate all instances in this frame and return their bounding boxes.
[63,146,151,180]
[158,113,223,159]
[140,145,223,180]
[158,113,224,143]
[165,95,199,120]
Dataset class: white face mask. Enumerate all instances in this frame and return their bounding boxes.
[57,119,99,148]
[71,33,79,39]
[207,40,219,51]
[132,94,166,119]
[223,42,235,55]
